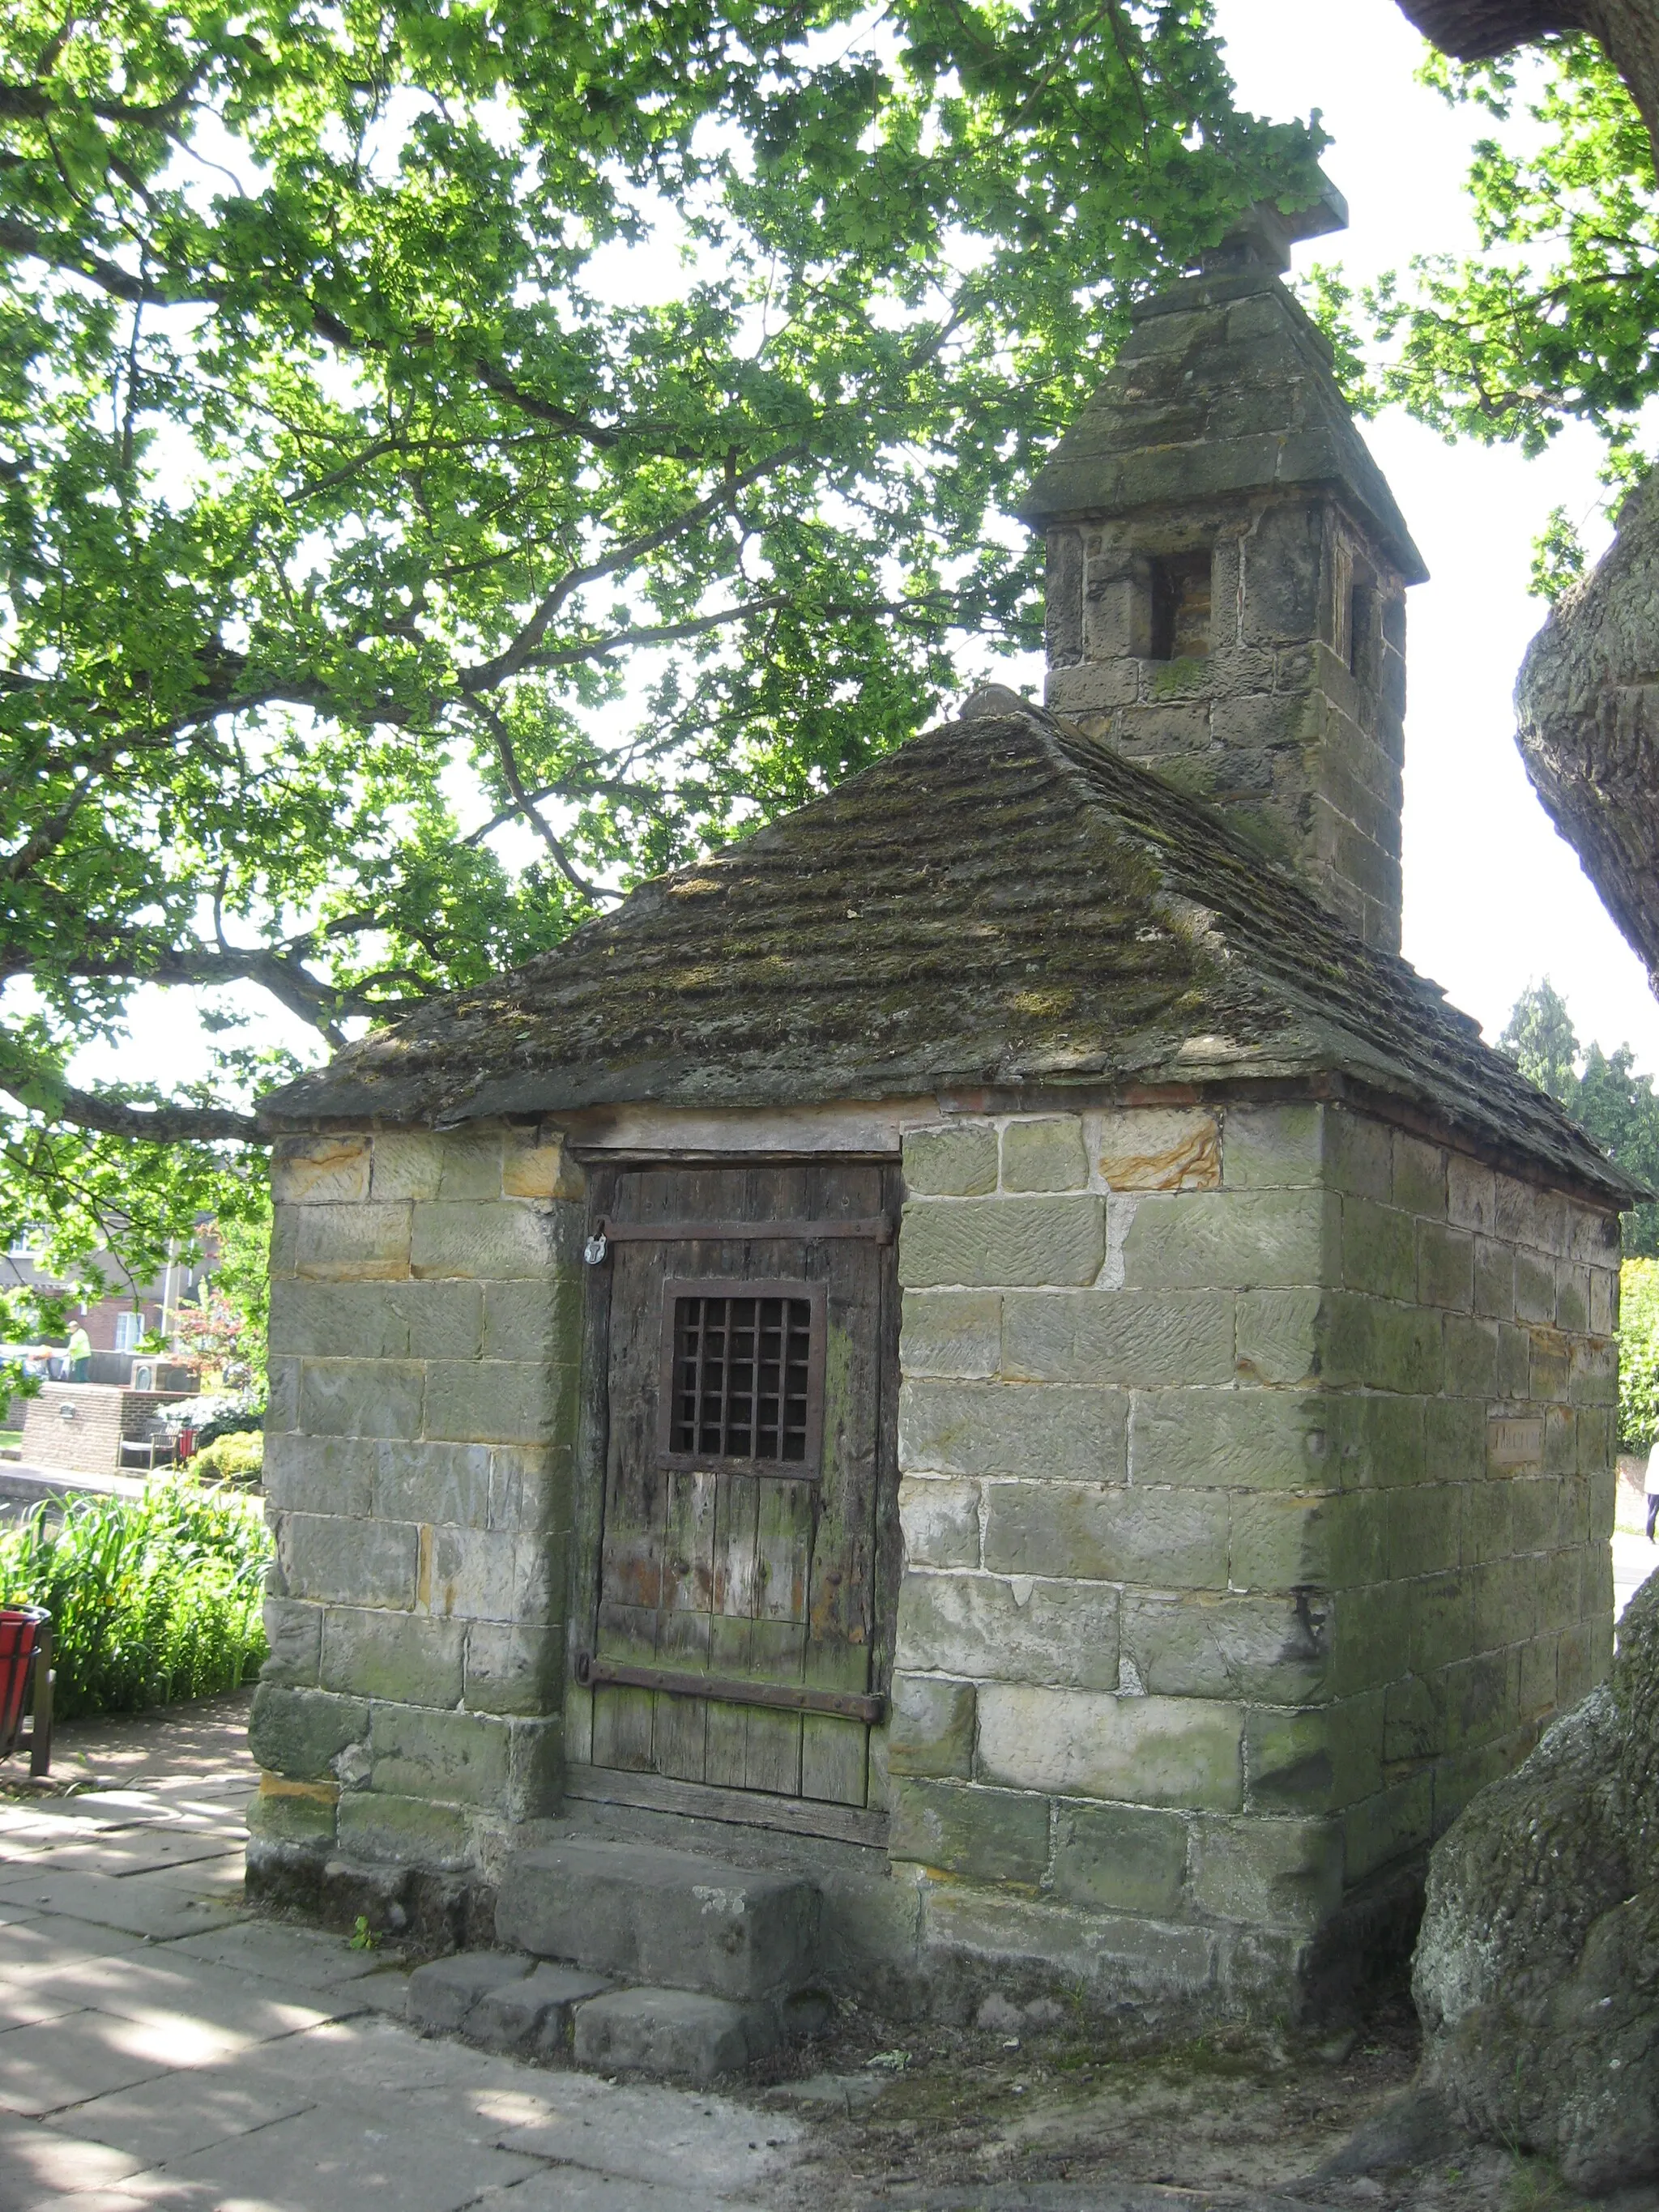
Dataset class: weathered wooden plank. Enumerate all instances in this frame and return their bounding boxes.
[744,1619,805,1795]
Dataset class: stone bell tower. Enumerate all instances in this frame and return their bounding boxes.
[1019,183,1427,954]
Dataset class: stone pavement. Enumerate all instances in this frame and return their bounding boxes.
[0,1691,804,2212]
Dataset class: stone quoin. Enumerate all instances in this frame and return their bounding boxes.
[248,181,1636,2046]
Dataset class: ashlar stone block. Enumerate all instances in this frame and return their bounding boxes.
[1001,1289,1235,1387]
[370,1703,512,1809]
[1230,1490,1378,1594]
[1095,1109,1220,1193]
[1392,1133,1448,1219]
[1222,1105,1324,1189]
[976,1685,1243,1810]
[1129,1388,1333,1493]
[369,1132,443,1202]
[897,1568,1120,1690]
[335,1788,475,1870]
[1188,1814,1342,1931]
[260,1597,322,1687]
[900,1289,1001,1379]
[1050,1800,1190,1917]
[424,1359,557,1447]
[890,1779,1051,1885]
[902,1122,999,1197]
[888,1673,977,1779]
[1340,1197,1415,1302]
[1123,1187,1333,1291]
[271,1136,372,1207]
[279,1203,413,1283]
[1120,1590,1329,1704]
[898,1475,981,1568]
[248,1683,369,1783]
[898,1196,1107,1289]
[464,1620,565,1716]
[1001,1116,1089,1192]
[411,1200,564,1281]
[279,1512,419,1610]
[1235,1289,1321,1385]
[982,1479,1227,1589]
[900,1378,1125,1482]
[320,1606,467,1707]
[299,1359,425,1443]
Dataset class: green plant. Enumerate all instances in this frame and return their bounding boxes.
[1619,1259,1659,1451]
[0,0,1324,1298]
[0,1478,271,1721]
[187,1432,264,1487]
[348,1916,376,1953]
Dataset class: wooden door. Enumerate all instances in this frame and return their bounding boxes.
[582,1162,894,1807]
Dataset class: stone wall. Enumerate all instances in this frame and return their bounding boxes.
[887,1099,1617,2011]
[20,1384,186,1473]
[249,1125,586,1888]
[1043,496,1407,956]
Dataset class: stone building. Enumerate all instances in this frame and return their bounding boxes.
[249,204,1633,2065]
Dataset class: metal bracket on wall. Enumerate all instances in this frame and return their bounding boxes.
[589,1214,893,1252]
[574,1650,885,1726]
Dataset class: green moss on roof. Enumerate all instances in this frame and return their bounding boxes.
[260,705,1631,1203]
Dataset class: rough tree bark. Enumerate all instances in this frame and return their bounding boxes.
[1395,2,1658,157]
[1516,481,1659,993]
[1394,2,1659,992]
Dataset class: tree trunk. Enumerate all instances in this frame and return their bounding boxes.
[1516,479,1659,992]
[1396,2,1659,160]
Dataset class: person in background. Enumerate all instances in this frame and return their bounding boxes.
[1646,1430,1659,1543]
[66,1321,91,1384]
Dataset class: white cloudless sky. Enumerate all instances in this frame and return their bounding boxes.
[1213,0,1659,1071]
[87,0,1659,1097]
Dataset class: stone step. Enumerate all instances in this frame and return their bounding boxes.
[495,1839,819,2001]
[574,1986,781,2086]
[407,1950,611,2058]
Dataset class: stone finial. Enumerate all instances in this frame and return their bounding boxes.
[1201,174,1350,276]
[1017,164,1423,956]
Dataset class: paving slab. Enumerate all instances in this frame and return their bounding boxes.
[46,2066,318,2167]
[0,2108,148,2212]
[26,1831,244,1879]
[0,2011,172,2119]
[168,1916,406,1992]
[0,1865,251,1941]
[469,2171,768,2212]
[491,2072,804,2193]
[122,2095,543,2212]
[1,1693,805,2210]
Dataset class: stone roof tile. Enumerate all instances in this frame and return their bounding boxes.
[259,705,1636,1205]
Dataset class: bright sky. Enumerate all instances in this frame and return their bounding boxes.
[1213,0,1659,1071]
[87,0,1659,1098]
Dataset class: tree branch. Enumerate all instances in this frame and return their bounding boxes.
[0,1051,261,1144]
[467,699,620,901]
[459,443,812,693]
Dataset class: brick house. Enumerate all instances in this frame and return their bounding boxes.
[248,199,1631,2056]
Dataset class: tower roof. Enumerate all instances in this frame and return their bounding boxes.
[261,702,1627,1203]
[1019,260,1429,586]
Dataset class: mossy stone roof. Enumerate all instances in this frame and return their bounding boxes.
[261,703,1631,1204]
[1019,262,1430,587]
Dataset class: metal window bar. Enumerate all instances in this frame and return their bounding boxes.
[671,1294,812,1461]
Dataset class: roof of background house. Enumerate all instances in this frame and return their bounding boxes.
[259,701,1635,1204]
[1018,259,1430,587]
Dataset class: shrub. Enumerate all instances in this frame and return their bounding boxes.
[188,1431,263,1485]
[1618,1259,1659,1452]
[0,1480,271,1721]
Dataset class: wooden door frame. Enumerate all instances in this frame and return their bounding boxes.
[563,1154,901,1848]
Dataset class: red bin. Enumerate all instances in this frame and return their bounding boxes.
[0,1606,52,1774]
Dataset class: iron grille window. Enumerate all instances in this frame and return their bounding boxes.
[659,1278,825,1476]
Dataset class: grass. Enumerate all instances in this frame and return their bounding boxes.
[0,1478,271,1721]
